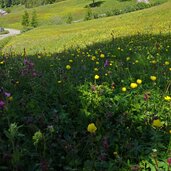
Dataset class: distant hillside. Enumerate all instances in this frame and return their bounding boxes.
[0,0,61,8]
[0,0,164,29]
[2,0,170,55]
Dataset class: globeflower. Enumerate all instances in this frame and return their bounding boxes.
[136,79,142,84]
[87,123,97,133]
[130,83,138,89]
[94,75,100,80]
[0,61,4,65]
[150,76,157,81]
[66,65,71,70]
[69,59,73,63]
[122,87,127,92]
[100,54,105,58]
[152,119,163,127]
[94,68,98,71]
[165,61,170,65]
[164,96,171,101]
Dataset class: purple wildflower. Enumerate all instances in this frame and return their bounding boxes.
[0,100,5,109]
[4,92,11,97]
[104,59,110,67]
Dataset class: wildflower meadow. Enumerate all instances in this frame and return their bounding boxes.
[0,32,171,170]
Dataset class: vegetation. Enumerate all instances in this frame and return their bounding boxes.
[0,0,62,8]
[1,32,171,171]
[0,0,171,170]
[0,30,9,34]
[1,0,171,55]
[0,0,165,29]
[21,10,30,27]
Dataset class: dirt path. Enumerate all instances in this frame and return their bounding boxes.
[0,28,20,40]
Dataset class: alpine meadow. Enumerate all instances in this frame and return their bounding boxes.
[0,0,171,170]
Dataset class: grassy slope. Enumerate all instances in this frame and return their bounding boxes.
[2,0,171,55]
[0,0,160,29]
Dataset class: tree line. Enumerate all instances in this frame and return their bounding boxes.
[0,0,61,8]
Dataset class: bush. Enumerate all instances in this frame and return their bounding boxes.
[66,13,73,24]
[84,7,93,21]
[0,30,9,35]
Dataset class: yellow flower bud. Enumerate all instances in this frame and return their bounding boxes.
[136,79,142,84]
[122,87,127,92]
[94,75,100,80]
[87,123,97,133]
[66,65,71,70]
[150,76,157,81]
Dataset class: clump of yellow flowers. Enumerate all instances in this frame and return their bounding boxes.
[87,123,97,133]
[130,83,138,89]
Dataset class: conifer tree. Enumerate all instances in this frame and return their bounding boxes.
[31,10,38,27]
[21,10,29,27]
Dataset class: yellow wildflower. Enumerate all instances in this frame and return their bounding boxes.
[152,119,163,127]
[150,76,157,81]
[94,68,98,71]
[136,79,142,84]
[122,87,127,92]
[165,61,170,65]
[126,57,130,61]
[100,54,105,58]
[87,123,97,133]
[0,61,4,64]
[92,56,96,61]
[164,96,171,101]
[130,83,138,89]
[8,96,13,102]
[94,75,100,80]
[66,65,71,70]
[69,59,73,63]
[151,60,157,64]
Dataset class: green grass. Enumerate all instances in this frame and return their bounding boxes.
[0,0,164,29]
[2,0,171,55]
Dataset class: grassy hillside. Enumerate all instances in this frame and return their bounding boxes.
[0,0,164,29]
[2,0,171,55]
[1,0,171,170]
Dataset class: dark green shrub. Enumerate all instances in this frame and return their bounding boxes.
[66,13,73,24]
[84,7,93,21]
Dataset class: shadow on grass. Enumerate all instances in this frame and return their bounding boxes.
[85,0,105,8]
[0,33,171,170]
